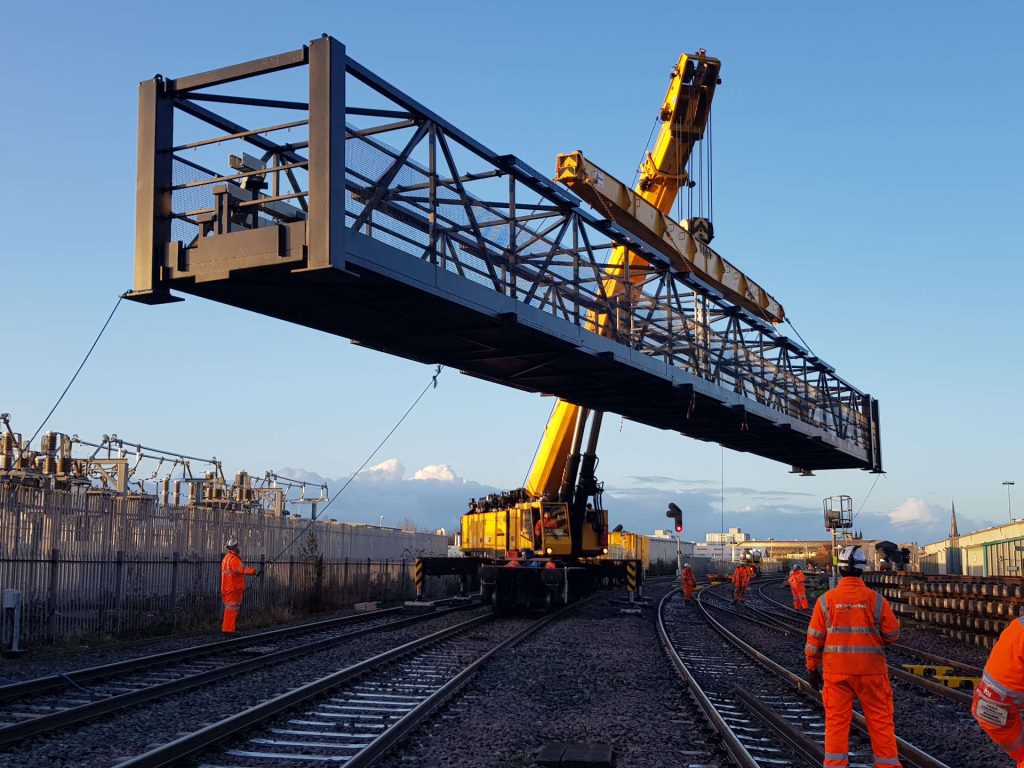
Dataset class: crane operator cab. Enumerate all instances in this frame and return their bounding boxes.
[533,503,568,552]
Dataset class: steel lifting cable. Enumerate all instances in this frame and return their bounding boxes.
[850,471,886,527]
[264,364,445,568]
[709,111,714,220]
[633,117,660,190]
[29,293,127,445]
[783,317,817,359]
[698,133,704,220]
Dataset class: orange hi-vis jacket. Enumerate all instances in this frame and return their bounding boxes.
[973,617,1024,761]
[788,569,806,592]
[732,567,751,589]
[221,551,255,593]
[682,568,697,588]
[805,576,900,675]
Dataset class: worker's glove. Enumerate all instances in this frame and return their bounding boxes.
[807,668,823,692]
[253,569,263,578]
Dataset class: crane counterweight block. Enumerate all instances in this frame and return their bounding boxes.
[554,151,784,324]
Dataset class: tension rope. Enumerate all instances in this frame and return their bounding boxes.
[30,293,126,445]
[264,364,445,568]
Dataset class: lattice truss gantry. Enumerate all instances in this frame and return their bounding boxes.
[131,36,880,472]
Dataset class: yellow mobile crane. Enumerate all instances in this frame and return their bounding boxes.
[451,52,725,611]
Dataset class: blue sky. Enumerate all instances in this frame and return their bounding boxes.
[2,1,1022,545]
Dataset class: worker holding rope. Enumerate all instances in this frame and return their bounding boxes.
[221,537,260,636]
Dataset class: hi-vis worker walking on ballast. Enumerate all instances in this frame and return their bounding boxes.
[681,563,697,605]
[972,614,1024,765]
[805,545,901,768]
[789,563,809,610]
[221,537,261,636]
[732,563,750,603]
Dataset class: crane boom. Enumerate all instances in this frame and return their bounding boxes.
[638,50,720,214]
[524,51,720,500]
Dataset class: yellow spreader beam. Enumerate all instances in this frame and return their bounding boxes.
[555,151,785,324]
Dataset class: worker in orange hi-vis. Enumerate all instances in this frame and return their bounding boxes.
[972,617,1024,765]
[681,563,697,605]
[805,545,901,768]
[221,537,260,637]
[731,563,750,604]
[788,564,810,610]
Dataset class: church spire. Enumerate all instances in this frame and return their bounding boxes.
[949,500,959,538]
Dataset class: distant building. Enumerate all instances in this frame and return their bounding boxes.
[695,542,731,560]
[647,531,695,562]
[921,509,1024,576]
[705,527,752,544]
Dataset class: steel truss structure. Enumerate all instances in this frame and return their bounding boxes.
[131,36,881,472]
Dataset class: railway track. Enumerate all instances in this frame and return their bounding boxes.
[113,600,580,767]
[658,582,952,768]
[754,580,985,669]
[748,581,982,702]
[0,600,482,749]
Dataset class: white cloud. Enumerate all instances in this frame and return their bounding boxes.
[361,458,405,483]
[411,464,460,482]
[273,460,497,531]
[889,498,939,527]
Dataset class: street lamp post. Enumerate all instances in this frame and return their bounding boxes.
[1004,481,1015,523]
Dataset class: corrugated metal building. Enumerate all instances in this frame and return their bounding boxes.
[921,514,1024,576]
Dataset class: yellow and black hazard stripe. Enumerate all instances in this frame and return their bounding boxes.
[414,559,425,597]
[626,561,637,594]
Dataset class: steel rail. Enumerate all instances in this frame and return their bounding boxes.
[727,595,973,706]
[0,603,479,747]
[115,597,585,768]
[733,685,824,767]
[697,583,952,768]
[0,606,405,704]
[656,589,760,768]
[341,598,581,768]
[171,159,309,190]
[168,118,309,153]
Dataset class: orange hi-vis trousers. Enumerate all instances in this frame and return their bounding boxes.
[822,673,901,768]
[222,590,243,633]
[791,586,809,609]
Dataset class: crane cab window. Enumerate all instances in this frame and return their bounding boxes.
[541,504,567,533]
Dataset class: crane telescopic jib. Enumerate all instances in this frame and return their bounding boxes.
[452,51,726,611]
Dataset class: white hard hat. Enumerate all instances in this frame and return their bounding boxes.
[225,537,239,550]
[791,564,799,571]
[838,545,868,573]
[683,563,691,569]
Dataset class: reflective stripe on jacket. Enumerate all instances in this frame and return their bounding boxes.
[682,568,697,587]
[982,618,1024,705]
[805,576,899,675]
[221,551,255,593]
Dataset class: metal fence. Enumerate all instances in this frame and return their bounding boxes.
[0,484,451,646]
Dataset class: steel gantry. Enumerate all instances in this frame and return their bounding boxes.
[130,36,881,473]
